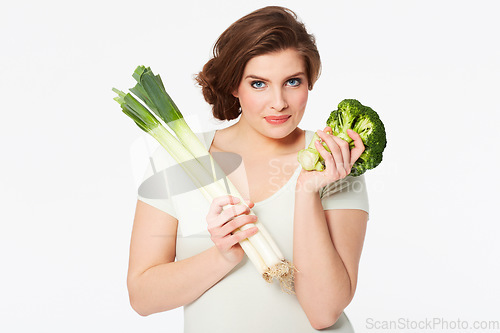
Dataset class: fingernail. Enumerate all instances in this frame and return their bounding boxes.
[229,196,240,204]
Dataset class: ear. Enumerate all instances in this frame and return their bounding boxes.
[232,89,239,98]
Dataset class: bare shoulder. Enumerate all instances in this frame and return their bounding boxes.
[209,126,237,153]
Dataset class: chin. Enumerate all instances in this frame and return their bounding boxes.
[264,124,300,139]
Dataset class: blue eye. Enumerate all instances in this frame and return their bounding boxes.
[286,78,301,87]
[251,81,266,89]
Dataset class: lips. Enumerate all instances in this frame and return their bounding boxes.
[265,115,291,124]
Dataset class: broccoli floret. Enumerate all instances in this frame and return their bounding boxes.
[350,148,383,176]
[298,99,387,176]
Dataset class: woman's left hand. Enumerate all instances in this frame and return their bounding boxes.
[297,126,365,193]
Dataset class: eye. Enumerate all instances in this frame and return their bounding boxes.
[286,78,302,87]
[251,81,266,89]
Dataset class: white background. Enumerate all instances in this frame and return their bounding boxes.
[1,0,499,332]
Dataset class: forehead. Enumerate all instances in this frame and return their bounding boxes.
[243,49,306,77]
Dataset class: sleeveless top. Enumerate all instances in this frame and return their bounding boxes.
[138,130,369,332]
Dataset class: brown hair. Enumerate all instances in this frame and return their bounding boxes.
[195,6,321,121]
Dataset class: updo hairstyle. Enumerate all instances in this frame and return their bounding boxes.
[195,6,321,121]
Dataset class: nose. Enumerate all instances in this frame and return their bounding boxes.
[270,87,288,111]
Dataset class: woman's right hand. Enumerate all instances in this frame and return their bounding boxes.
[206,195,258,265]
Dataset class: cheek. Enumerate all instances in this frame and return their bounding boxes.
[238,90,264,113]
[292,89,309,110]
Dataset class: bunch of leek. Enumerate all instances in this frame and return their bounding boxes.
[113,66,293,291]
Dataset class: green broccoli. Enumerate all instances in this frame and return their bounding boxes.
[297,99,387,176]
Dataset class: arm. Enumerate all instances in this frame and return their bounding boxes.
[293,194,367,329]
[127,200,233,316]
[127,198,257,316]
[293,128,368,329]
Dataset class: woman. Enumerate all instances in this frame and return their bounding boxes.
[128,6,369,332]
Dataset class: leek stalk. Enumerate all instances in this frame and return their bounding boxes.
[113,67,293,292]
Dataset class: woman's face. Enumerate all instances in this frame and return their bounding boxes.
[233,48,309,140]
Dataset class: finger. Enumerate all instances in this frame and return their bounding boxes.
[244,199,255,209]
[314,138,333,167]
[228,226,259,245]
[214,223,258,250]
[208,207,251,238]
[208,195,241,216]
[219,214,258,237]
[316,130,344,173]
[216,204,251,227]
[331,136,351,174]
[346,129,366,165]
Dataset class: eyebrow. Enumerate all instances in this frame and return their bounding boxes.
[244,72,306,81]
